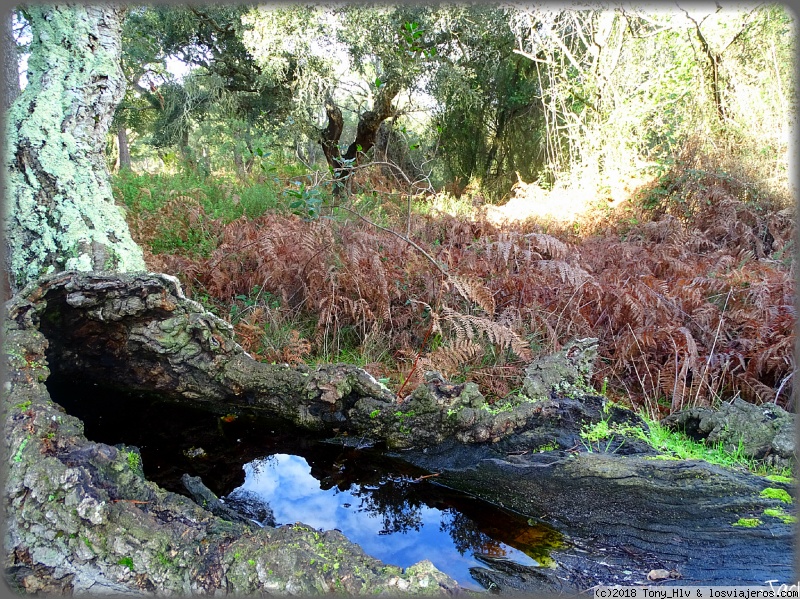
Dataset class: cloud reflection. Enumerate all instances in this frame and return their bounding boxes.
[234,453,536,589]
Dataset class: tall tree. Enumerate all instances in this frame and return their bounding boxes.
[4,5,145,293]
[117,5,296,172]
[243,5,444,188]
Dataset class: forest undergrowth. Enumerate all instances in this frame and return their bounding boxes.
[114,160,795,419]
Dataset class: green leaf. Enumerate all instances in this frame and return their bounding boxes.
[375,77,382,88]
[356,144,363,152]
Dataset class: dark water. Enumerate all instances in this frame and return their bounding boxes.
[47,376,562,589]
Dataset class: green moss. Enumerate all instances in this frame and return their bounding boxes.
[732,517,762,528]
[480,399,516,415]
[535,442,558,452]
[760,487,792,504]
[763,507,797,524]
[13,436,30,462]
[765,474,794,484]
[118,556,135,570]
[125,451,141,471]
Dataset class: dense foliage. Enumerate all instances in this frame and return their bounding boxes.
[63,3,794,415]
[99,4,794,204]
[113,159,795,416]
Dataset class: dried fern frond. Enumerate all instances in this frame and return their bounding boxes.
[441,306,531,361]
[534,260,592,287]
[448,275,496,316]
[524,233,571,260]
[419,339,485,379]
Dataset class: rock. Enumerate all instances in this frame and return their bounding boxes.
[662,397,795,468]
[523,337,599,400]
[397,441,794,588]
[647,569,676,581]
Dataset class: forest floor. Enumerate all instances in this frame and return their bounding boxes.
[113,157,795,428]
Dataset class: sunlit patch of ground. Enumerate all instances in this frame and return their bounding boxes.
[484,170,658,226]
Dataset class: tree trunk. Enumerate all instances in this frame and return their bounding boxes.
[233,144,246,179]
[5,271,610,451]
[3,293,459,595]
[319,79,401,193]
[4,5,145,293]
[178,127,196,170]
[2,9,19,111]
[117,124,131,170]
[2,9,20,301]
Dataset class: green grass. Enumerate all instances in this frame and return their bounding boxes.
[637,414,794,478]
[112,170,286,257]
[580,405,792,479]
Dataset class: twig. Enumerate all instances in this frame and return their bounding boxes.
[774,370,795,404]
[396,317,435,400]
[336,205,449,277]
[693,288,731,406]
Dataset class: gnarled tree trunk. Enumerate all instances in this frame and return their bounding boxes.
[4,5,145,294]
[319,78,401,192]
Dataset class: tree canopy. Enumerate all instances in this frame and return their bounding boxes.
[43,3,781,204]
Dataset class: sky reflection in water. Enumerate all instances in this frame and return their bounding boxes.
[235,453,539,589]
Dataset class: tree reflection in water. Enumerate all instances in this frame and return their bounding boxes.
[234,452,560,587]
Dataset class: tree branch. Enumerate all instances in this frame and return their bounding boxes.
[335,205,449,277]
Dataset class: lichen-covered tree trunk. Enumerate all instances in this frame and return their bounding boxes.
[2,10,18,111]
[4,5,145,293]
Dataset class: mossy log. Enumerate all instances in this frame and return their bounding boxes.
[7,271,611,450]
[3,272,461,594]
[5,270,793,593]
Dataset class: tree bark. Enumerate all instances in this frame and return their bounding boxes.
[2,9,19,111]
[117,124,131,170]
[2,9,20,301]
[319,79,401,191]
[4,5,145,293]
